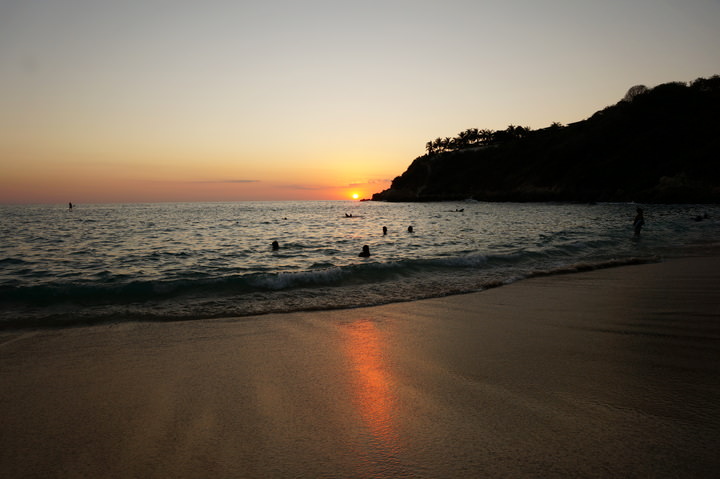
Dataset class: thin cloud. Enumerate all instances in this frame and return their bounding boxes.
[188,179,260,184]
[347,179,391,187]
[278,184,327,191]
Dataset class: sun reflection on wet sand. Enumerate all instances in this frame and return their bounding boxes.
[343,319,402,459]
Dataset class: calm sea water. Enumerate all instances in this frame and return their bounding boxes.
[1,201,718,329]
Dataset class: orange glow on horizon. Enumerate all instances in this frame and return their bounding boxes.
[0,150,392,203]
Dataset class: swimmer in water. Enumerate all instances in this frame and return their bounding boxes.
[633,207,644,237]
[358,245,370,257]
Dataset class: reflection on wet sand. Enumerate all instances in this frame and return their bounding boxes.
[343,319,402,462]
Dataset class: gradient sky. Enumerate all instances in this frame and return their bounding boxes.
[1,0,719,203]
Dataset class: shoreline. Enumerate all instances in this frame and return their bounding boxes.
[0,252,697,332]
[1,256,719,477]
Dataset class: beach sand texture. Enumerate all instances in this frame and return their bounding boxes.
[1,257,719,478]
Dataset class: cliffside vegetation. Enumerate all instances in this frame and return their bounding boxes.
[373,75,720,203]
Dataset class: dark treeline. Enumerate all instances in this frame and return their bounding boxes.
[374,75,720,203]
[424,124,538,155]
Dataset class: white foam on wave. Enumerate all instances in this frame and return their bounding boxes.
[434,253,490,267]
[249,267,346,290]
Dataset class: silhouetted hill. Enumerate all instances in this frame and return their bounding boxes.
[373,76,720,203]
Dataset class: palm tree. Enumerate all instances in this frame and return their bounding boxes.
[455,130,470,149]
[466,128,480,146]
[479,129,494,145]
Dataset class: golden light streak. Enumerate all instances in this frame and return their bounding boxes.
[343,320,401,455]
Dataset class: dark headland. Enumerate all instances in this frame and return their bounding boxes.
[373,75,720,203]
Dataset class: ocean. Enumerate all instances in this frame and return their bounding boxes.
[1,201,718,329]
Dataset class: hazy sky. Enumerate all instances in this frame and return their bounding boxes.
[1,0,719,203]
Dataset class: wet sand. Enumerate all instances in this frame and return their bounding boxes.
[1,256,719,478]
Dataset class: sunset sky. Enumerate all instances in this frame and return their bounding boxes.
[1,0,719,204]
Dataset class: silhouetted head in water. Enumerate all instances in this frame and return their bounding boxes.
[407,225,413,233]
[382,226,387,235]
[271,240,279,250]
[358,245,370,257]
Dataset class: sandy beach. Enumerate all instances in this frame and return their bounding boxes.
[1,256,719,478]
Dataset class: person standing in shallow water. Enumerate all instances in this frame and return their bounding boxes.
[633,207,645,237]
[358,245,371,257]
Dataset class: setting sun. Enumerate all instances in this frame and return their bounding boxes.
[352,193,360,200]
